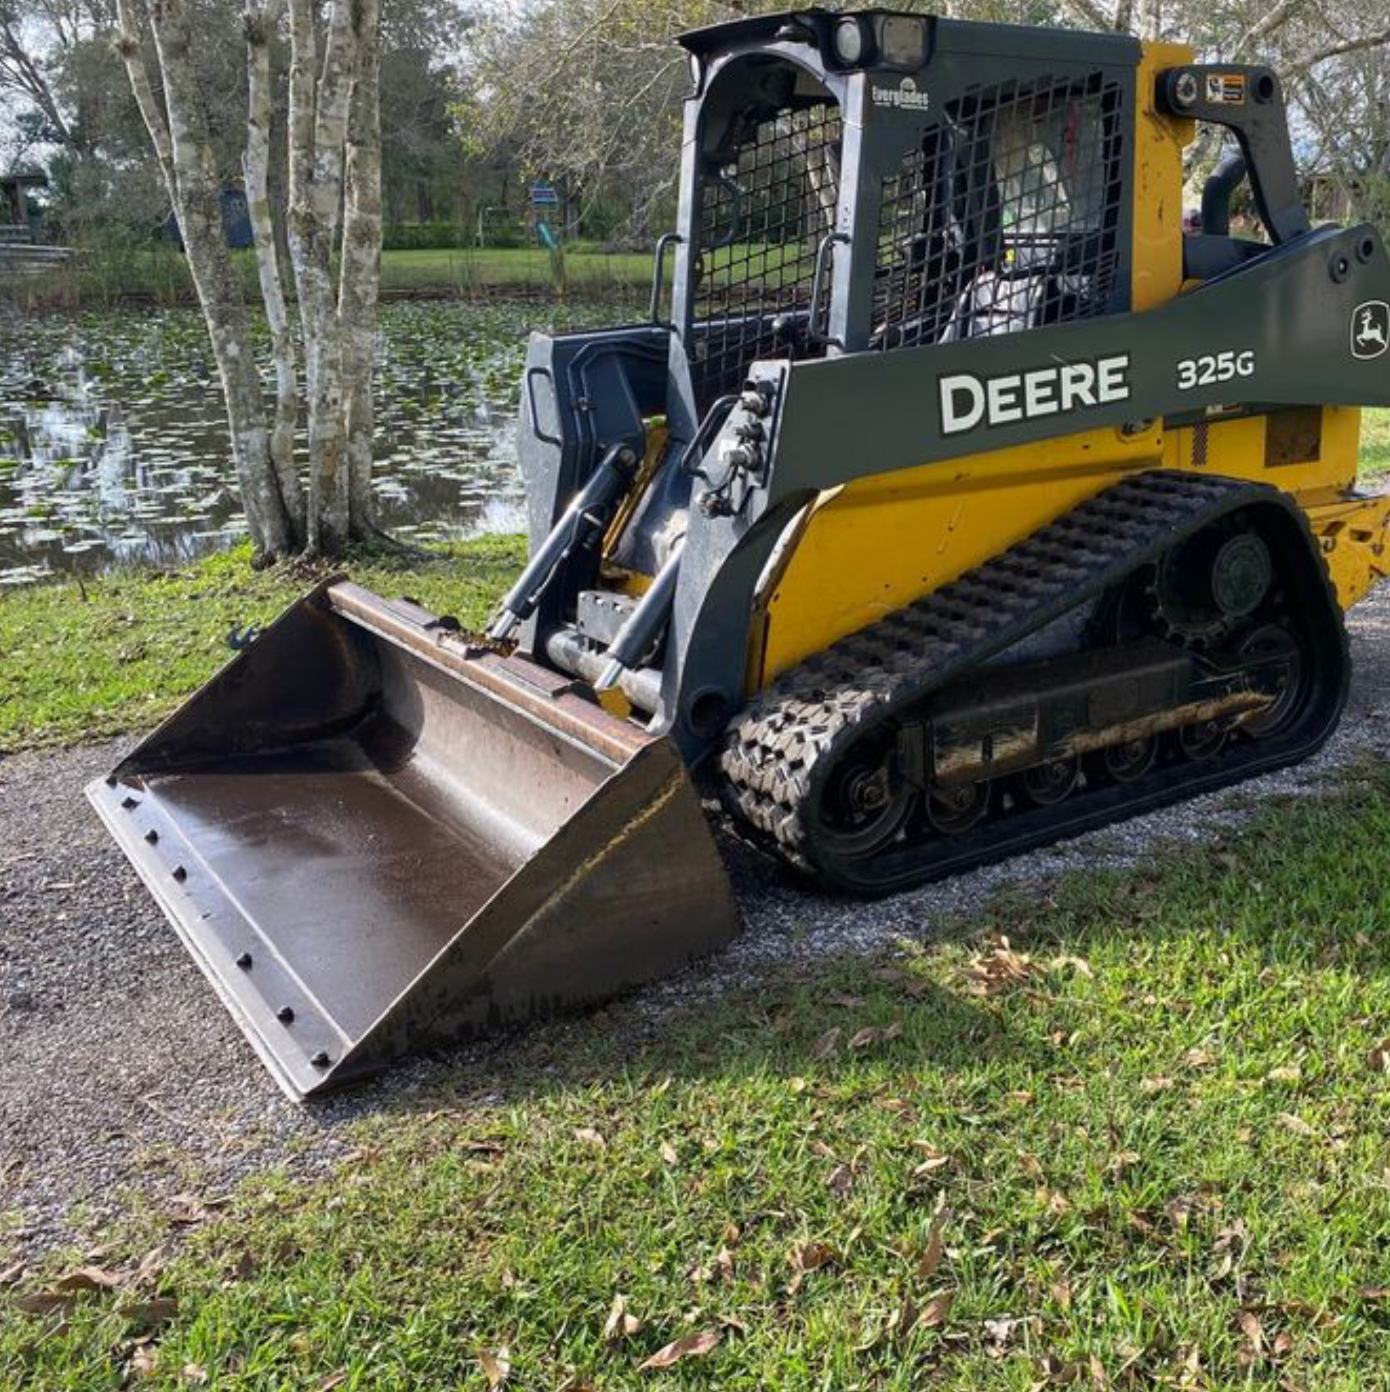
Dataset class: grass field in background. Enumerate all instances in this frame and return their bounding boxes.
[5,245,658,308]
[4,765,1390,1388]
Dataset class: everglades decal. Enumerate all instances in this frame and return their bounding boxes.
[871,76,931,112]
[938,354,1132,436]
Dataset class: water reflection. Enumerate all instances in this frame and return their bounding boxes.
[0,298,625,585]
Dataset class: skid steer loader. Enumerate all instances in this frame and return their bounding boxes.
[91,9,1390,1097]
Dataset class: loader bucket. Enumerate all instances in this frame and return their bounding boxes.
[87,581,741,1099]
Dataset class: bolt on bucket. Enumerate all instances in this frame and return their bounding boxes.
[87,580,741,1099]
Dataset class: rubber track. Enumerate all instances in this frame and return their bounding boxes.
[720,470,1349,890]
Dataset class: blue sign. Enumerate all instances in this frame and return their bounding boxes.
[529,182,559,206]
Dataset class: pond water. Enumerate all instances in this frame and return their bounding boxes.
[0,298,632,585]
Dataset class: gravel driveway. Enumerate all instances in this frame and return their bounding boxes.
[4,584,1390,1261]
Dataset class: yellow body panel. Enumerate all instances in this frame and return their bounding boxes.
[1131,41,1194,312]
[756,424,1165,684]
[751,43,1384,693]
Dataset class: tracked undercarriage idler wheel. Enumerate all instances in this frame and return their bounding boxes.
[1237,623,1307,737]
[816,726,915,858]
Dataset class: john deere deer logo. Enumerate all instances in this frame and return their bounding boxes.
[1352,301,1390,360]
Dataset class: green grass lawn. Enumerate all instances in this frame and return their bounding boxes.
[0,537,524,754]
[1359,407,1390,478]
[5,768,1390,1389]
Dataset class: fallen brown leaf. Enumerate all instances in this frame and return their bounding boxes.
[120,1297,179,1332]
[480,1346,511,1388]
[164,1193,225,1226]
[12,1291,76,1318]
[1052,1279,1073,1311]
[918,1288,955,1328]
[659,1141,678,1166]
[913,1141,951,1175]
[0,1263,24,1286]
[882,1294,917,1343]
[960,936,1036,996]
[790,1240,835,1273]
[1140,1075,1175,1094]
[825,991,865,1008]
[917,1208,951,1280]
[1368,1039,1390,1073]
[1358,1285,1390,1302]
[826,1163,853,1197]
[125,1344,160,1380]
[603,1293,642,1342]
[180,1365,209,1386]
[1237,1308,1265,1364]
[54,1266,121,1293]
[312,1374,348,1392]
[573,1127,607,1150]
[1278,1113,1317,1138]
[811,1027,842,1060]
[787,1239,835,1295]
[639,1328,720,1370]
[1265,1065,1302,1084]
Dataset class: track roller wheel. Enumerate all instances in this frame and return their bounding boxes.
[1016,756,1080,807]
[1088,735,1159,784]
[927,780,990,835]
[1174,719,1228,761]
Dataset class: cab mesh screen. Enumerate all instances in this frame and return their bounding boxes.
[873,74,1125,351]
[690,98,841,405]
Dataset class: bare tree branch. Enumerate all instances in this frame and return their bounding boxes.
[1288,26,1390,77]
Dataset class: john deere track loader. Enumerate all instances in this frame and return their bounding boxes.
[91,9,1390,1096]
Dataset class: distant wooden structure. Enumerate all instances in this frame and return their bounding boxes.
[0,171,73,278]
[1,171,46,233]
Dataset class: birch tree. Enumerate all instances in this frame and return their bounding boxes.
[113,0,383,560]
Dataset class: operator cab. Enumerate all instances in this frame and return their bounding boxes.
[673,9,1136,410]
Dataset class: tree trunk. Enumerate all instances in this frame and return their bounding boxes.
[244,0,304,540]
[115,0,295,560]
[288,0,356,556]
[341,0,383,539]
